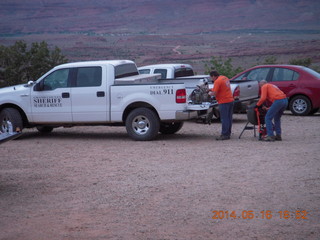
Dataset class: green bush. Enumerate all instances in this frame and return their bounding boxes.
[204,56,244,78]
[0,40,67,87]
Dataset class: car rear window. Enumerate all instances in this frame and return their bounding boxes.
[271,68,299,81]
[302,67,320,79]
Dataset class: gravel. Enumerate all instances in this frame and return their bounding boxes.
[1,112,319,240]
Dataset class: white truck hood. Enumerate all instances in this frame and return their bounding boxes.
[0,84,30,103]
[0,84,29,94]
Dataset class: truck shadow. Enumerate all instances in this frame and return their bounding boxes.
[17,129,213,142]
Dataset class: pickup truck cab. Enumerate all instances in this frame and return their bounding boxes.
[0,60,210,141]
[138,63,194,79]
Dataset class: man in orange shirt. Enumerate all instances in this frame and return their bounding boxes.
[256,80,288,141]
[209,71,234,140]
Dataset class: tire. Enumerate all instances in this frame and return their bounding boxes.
[125,108,160,141]
[159,122,184,134]
[36,126,54,133]
[0,108,23,133]
[289,95,312,116]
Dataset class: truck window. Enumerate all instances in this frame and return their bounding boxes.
[115,63,139,78]
[174,68,194,78]
[138,69,150,74]
[76,67,102,87]
[154,69,167,79]
[43,68,70,90]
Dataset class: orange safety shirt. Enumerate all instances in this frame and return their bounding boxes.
[212,75,234,104]
[257,83,287,106]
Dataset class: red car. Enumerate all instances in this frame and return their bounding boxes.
[230,65,320,116]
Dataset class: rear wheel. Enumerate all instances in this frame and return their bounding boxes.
[159,122,184,134]
[289,95,312,116]
[125,108,160,141]
[0,108,23,133]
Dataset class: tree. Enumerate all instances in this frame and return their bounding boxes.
[0,41,29,87]
[0,41,68,87]
[263,56,277,64]
[204,56,243,78]
[289,58,312,67]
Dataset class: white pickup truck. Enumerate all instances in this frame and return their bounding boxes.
[138,63,195,79]
[139,63,260,116]
[0,60,212,141]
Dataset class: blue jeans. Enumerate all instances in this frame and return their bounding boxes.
[265,98,288,136]
[219,101,234,136]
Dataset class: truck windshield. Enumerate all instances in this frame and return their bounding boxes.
[115,64,139,79]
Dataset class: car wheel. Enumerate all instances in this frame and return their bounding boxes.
[0,108,23,133]
[36,126,54,133]
[289,95,312,116]
[159,122,184,134]
[125,108,160,141]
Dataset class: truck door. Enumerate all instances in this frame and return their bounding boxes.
[70,66,108,122]
[31,68,72,123]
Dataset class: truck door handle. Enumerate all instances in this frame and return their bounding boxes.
[97,91,105,97]
[62,92,70,98]
[247,85,252,88]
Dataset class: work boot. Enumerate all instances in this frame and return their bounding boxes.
[216,135,230,140]
[275,135,282,141]
[262,136,275,142]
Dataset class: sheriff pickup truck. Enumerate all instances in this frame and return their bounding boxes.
[0,60,211,141]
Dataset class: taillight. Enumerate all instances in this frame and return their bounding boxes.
[176,89,187,103]
[233,86,240,100]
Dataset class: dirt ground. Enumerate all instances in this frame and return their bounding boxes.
[1,112,319,240]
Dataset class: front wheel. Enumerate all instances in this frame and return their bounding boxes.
[125,108,160,141]
[289,95,312,116]
[159,122,184,134]
[0,108,23,133]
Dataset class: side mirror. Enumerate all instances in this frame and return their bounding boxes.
[24,80,34,87]
[27,80,34,86]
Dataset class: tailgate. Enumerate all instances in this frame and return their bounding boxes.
[187,102,216,110]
